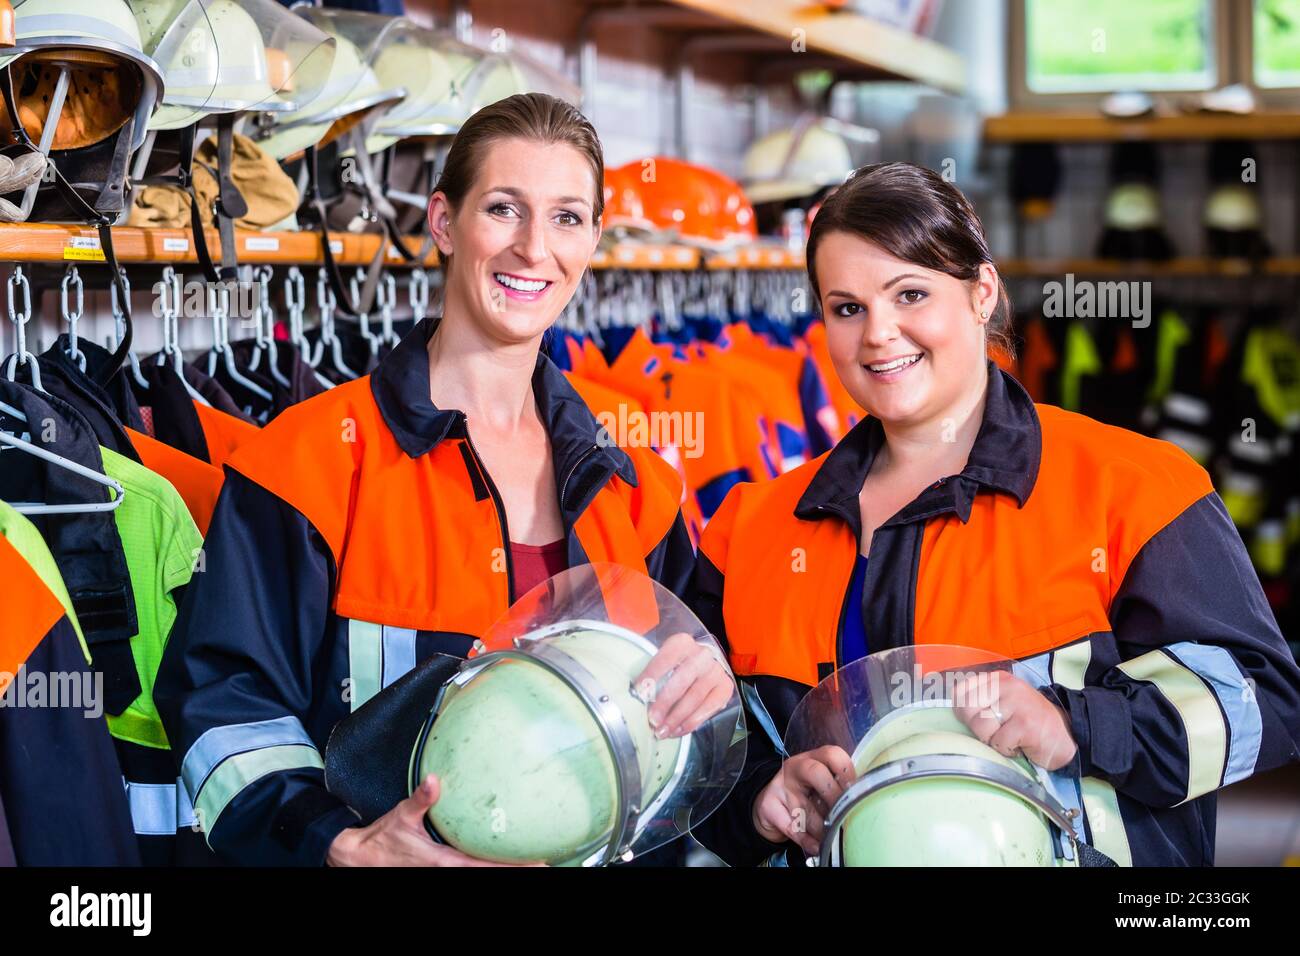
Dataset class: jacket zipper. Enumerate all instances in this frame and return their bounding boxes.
[560,443,601,509]
[822,504,863,671]
[461,413,517,603]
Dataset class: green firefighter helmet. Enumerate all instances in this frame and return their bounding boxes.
[837,703,1074,867]
[785,645,1087,868]
[0,0,161,152]
[250,7,406,161]
[418,626,683,865]
[411,563,746,867]
[128,0,336,131]
[362,26,482,153]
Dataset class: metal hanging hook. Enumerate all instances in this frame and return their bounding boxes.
[5,266,41,391]
[351,268,380,356]
[376,271,399,347]
[409,267,429,323]
[61,266,85,371]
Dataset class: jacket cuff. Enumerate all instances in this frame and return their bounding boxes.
[306,806,363,867]
[1054,684,1134,781]
[273,787,361,866]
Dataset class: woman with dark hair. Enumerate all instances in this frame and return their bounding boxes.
[154,93,732,867]
[691,162,1300,867]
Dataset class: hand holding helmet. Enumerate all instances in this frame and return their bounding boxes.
[326,774,541,867]
[952,671,1078,771]
[752,745,854,856]
[637,631,735,738]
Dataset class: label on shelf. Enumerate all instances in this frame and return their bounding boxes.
[63,236,104,262]
[244,236,280,252]
[162,237,190,253]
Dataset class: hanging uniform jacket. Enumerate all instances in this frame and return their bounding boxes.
[126,427,224,535]
[0,503,140,866]
[565,370,706,547]
[690,340,804,476]
[23,338,144,465]
[154,317,695,866]
[192,400,260,470]
[723,322,840,457]
[580,328,754,518]
[0,382,143,734]
[0,380,207,863]
[689,362,1300,867]
[96,447,206,865]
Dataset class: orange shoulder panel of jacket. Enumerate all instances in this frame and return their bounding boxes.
[224,379,377,565]
[1035,403,1215,592]
[699,454,851,685]
[192,400,260,469]
[0,534,63,688]
[698,451,831,570]
[623,444,685,549]
[126,427,224,536]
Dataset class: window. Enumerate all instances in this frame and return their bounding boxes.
[1255,0,1300,87]
[1023,0,1217,94]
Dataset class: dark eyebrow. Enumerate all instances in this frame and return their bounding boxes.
[882,273,929,290]
[483,186,592,209]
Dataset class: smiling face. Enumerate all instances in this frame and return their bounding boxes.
[815,230,998,429]
[427,136,602,346]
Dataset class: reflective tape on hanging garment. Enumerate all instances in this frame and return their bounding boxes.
[123,777,198,836]
[348,620,418,711]
[179,715,323,841]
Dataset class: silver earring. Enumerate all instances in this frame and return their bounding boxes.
[980,310,989,319]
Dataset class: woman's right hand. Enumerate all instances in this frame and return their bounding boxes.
[751,746,856,856]
[327,774,539,867]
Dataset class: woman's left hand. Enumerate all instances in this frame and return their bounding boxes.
[952,672,1078,771]
[634,632,735,738]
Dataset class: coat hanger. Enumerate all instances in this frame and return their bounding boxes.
[350,268,382,361]
[153,265,211,407]
[284,266,333,390]
[376,272,401,350]
[108,268,150,390]
[206,282,274,401]
[0,398,125,515]
[247,265,293,390]
[315,267,359,380]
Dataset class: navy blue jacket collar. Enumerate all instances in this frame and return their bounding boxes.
[794,361,1041,539]
[369,317,638,487]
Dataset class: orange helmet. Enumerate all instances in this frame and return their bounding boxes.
[610,156,757,248]
[602,162,660,237]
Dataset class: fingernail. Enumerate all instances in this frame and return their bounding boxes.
[655,725,667,738]
[670,726,683,737]
[648,711,661,727]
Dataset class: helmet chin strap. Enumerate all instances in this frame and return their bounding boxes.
[0,63,134,389]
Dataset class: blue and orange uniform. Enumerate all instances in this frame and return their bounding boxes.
[690,362,1300,867]
[154,318,694,866]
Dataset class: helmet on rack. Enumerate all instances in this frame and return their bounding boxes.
[608,156,756,248]
[362,28,581,151]
[786,645,1097,868]
[129,0,335,132]
[322,563,747,866]
[250,8,408,162]
[0,0,162,222]
[125,0,334,281]
[742,120,854,205]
